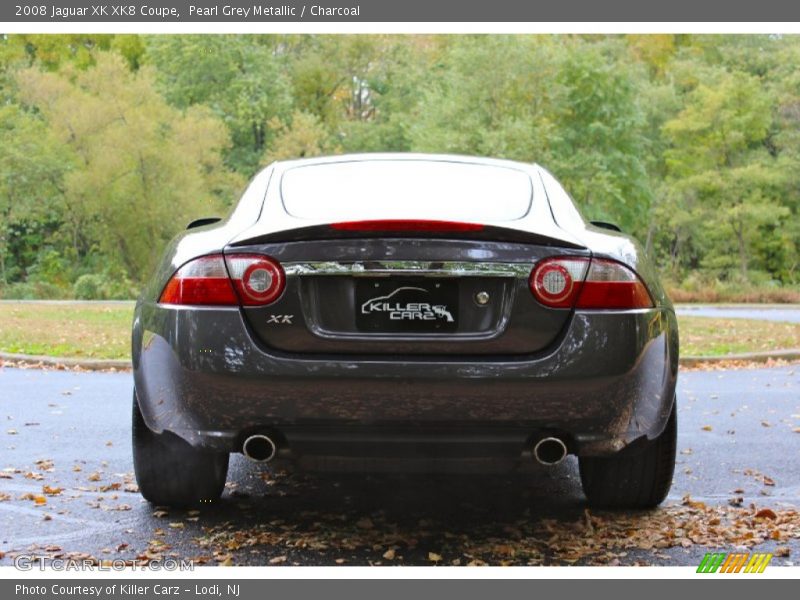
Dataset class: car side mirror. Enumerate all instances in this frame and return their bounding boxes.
[590,220,622,233]
[187,217,222,230]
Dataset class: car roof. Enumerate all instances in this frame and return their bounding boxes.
[271,152,541,173]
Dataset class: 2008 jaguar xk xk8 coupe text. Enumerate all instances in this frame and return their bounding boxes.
[132,154,678,508]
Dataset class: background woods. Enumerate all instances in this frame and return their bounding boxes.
[1,34,799,300]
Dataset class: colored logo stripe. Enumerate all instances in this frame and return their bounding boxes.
[697,553,772,573]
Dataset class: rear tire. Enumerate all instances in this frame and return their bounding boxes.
[579,399,677,509]
[132,391,229,507]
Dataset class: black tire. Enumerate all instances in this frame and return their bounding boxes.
[579,399,677,509]
[132,391,229,507]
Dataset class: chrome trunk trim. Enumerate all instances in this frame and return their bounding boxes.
[283,261,532,278]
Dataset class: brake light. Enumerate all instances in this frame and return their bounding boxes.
[159,254,285,306]
[159,255,238,305]
[329,220,484,232]
[529,257,653,309]
[576,259,653,309]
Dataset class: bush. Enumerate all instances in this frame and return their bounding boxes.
[666,277,800,304]
[0,281,68,299]
[73,274,107,300]
[72,271,137,300]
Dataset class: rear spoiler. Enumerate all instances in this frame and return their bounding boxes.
[228,219,586,250]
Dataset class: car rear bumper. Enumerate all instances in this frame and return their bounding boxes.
[132,302,678,460]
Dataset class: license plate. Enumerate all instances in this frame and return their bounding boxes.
[355,278,459,333]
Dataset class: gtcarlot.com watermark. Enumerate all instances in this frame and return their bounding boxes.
[13,555,193,571]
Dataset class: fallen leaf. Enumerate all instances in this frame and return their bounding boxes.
[168,522,185,529]
[681,494,706,509]
[428,552,442,563]
[356,517,374,530]
[701,425,713,432]
[382,549,395,560]
[269,556,287,564]
[775,547,791,557]
[42,485,62,496]
[755,508,777,520]
[87,472,101,482]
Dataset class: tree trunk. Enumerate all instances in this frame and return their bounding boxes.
[734,220,748,279]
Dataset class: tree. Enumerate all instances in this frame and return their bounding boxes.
[661,69,787,280]
[144,35,293,173]
[263,111,338,163]
[410,36,652,232]
[15,53,242,282]
[0,104,72,283]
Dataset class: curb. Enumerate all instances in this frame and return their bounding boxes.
[0,351,130,370]
[679,349,800,366]
[2,350,800,371]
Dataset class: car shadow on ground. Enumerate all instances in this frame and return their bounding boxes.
[164,456,603,565]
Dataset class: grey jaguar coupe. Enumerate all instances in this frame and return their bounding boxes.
[132,154,678,508]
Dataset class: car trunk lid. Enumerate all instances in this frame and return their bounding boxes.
[224,234,589,357]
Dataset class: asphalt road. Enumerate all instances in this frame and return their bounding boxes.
[675,304,800,323]
[1,366,799,567]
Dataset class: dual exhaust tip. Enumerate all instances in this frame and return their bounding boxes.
[533,436,568,466]
[243,433,568,466]
[242,434,277,463]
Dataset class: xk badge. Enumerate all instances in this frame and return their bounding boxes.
[361,287,454,322]
[267,314,293,324]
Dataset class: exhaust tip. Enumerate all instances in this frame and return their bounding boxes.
[242,434,277,463]
[533,437,567,466]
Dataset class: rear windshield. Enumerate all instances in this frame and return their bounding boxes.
[280,160,533,222]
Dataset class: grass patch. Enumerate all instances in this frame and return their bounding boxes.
[0,302,133,360]
[678,316,800,357]
[0,303,798,360]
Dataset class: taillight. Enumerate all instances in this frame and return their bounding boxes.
[576,259,653,309]
[529,257,653,309]
[329,219,485,232]
[528,258,590,308]
[159,255,238,305]
[225,254,285,305]
[159,254,285,306]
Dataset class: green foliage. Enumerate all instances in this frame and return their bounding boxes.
[14,53,243,282]
[264,111,338,162]
[144,35,293,173]
[73,269,136,300]
[0,281,66,300]
[1,33,800,296]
